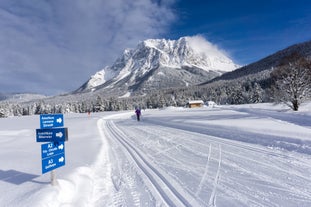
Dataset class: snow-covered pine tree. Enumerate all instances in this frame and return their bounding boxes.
[271,52,311,111]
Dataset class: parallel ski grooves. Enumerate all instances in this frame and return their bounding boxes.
[105,120,196,207]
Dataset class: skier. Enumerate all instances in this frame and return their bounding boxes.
[135,108,141,121]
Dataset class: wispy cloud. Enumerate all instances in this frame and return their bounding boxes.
[0,0,176,95]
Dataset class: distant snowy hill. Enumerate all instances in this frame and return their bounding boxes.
[0,93,46,103]
[75,36,239,96]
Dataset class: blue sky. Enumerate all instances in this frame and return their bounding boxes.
[170,0,311,64]
[0,0,310,95]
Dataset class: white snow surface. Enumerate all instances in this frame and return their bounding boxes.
[1,103,311,207]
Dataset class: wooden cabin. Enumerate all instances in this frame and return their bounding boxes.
[187,100,204,108]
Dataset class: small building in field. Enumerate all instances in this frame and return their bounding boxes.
[187,100,204,108]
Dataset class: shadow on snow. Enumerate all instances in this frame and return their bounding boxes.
[0,169,43,185]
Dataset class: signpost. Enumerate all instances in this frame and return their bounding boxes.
[41,147,65,174]
[40,114,64,128]
[36,128,68,142]
[36,114,68,186]
[41,141,65,159]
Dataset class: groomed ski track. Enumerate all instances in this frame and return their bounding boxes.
[104,119,201,207]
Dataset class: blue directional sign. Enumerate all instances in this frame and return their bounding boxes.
[41,142,65,159]
[37,113,68,176]
[42,152,65,174]
[40,114,64,129]
[36,128,68,142]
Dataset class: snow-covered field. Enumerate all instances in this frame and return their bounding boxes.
[1,103,311,207]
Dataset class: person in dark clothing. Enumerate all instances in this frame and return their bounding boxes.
[135,108,141,121]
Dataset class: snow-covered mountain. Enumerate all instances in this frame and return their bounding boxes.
[75,36,239,96]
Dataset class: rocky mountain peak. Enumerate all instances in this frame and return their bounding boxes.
[75,36,240,95]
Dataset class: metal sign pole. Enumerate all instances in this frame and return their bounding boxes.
[51,170,58,186]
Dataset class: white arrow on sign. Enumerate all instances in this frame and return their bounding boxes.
[56,132,63,138]
[56,118,63,124]
[58,144,64,150]
[59,157,64,163]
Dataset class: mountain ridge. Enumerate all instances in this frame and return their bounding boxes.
[201,39,311,85]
